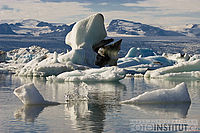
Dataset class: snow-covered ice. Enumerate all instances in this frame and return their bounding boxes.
[120,82,191,104]
[118,55,174,74]
[7,46,49,64]
[145,59,200,78]
[16,52,71,77]
[47,66,126,82]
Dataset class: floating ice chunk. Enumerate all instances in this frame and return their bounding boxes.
[14,83,45,105]
[7,46,49,64]
[14,83,59,105]
[34,62,69,77]
[120,82,191,104]
[125,47,156,58]
[47,66,126,82]
[118,56,174,74]
[145,59,200,78]
[17,53,71,77]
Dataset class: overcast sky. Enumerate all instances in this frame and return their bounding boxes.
[1,0,200,26]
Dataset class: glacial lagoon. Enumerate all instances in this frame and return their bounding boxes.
[0,74,200,132]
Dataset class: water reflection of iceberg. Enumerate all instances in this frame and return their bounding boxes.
[64,101,108,133]
[129,103,191,118]
[14,105,46,122]
[63,81,125,133]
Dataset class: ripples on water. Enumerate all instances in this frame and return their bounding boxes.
[0,74,200,132]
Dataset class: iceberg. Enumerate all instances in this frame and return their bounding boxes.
[7,46,49,64]
[60,13,107,66]
[125,47,156,58]
[145,59,200,78]
[47,66,126,82]
[118,55,174,74]
[120,82,191,104]
[14,83,59,105]
[16,52,73,77]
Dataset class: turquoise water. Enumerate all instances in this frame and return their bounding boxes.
[0,74,200,132]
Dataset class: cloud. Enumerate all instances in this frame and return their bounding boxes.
[120,0,200,26]
[0,0,93,23]
[122,0,200,14]
[0,0,200,26]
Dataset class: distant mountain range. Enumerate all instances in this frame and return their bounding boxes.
[107,19,184,36]
[0,19,75,37]
[0,19,200,37]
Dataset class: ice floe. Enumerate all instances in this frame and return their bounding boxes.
[118,55,174,74]
[7,45,49,64]
[145,59,200,78]
[120,82,191,104]
[47,66,126,82]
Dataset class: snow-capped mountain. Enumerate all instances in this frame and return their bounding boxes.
[107,19,185,36]
[0,19,75,37]
[1,19,200,37]
[166,24,200,37]
[0,23,17,35]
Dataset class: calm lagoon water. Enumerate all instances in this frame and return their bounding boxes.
[0,74,200,132]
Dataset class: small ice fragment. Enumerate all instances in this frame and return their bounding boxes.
[14,83,59,105]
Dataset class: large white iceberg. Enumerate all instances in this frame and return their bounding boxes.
[145,59,200,78]
[47,66,126,82]
[14,83,59,105]
[120,82,191,104]
[59,13,107,66]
